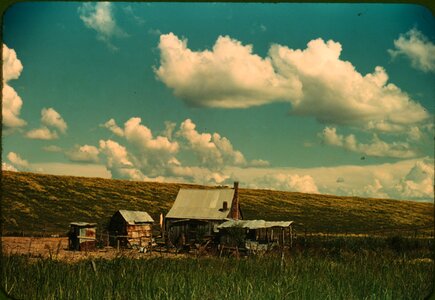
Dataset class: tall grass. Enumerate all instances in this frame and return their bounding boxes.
[2,252,433,300]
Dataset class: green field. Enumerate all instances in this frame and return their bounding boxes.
[1,171,433,236]
[1,171,434,299]
[2,247,433,300]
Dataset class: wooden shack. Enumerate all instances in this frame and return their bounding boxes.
[217,219,293,254]
[108,210,154,248]
[165,182,243,247]
[68,222,97,251]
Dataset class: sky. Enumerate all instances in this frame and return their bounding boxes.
[2,2,434,202]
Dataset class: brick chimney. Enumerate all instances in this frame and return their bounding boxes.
[230,181,240,220]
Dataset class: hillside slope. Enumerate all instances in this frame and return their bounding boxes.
[1,171,433,236]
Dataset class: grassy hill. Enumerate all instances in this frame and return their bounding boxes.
[1,171,433,236]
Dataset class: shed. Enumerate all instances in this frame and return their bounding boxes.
[217,219,294,252]
[68,222,97,251]
[108,210,154,248]
[165,182,242,247]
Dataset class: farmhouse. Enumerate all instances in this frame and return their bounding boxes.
[68,222,97,251]
[165,182,242,247]
[108,210,154,248]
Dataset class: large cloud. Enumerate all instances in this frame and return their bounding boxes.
[388,28,435,73]
[155,33,300,108]
[2,44,26,128]
[156,34,429,131]
[99,116,182,180]
[320,127,417,159]
[78,2,126,51]
[98,117,268,182]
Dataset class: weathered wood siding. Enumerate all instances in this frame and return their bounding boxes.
[126,224,153,247]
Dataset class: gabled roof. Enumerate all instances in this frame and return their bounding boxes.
[166,189,235,220]
[118,210,154,224]
[218,220,293,229]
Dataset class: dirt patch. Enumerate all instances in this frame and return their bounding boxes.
[2,237,187,262]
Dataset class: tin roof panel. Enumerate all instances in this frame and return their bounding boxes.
[70,222,97,227]
[118,210,154,224]
[218,220,293,229]
[166,189,235,220]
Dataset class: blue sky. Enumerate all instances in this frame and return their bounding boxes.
[2,2,434,201]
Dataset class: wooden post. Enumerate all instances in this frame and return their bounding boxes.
[117,239,120,252]
[282,228,285,246]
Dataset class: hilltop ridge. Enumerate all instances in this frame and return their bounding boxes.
[1,171,433,236]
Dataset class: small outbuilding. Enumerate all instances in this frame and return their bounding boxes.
[165,182,242,247]
[108,210,154,248]
[217,219,294,253]
[68,222,97,251]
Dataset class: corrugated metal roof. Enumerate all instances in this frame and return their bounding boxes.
[70,222,97,227]
[166,189,235,220]
[118,210,154,224]
[218,219,293,229]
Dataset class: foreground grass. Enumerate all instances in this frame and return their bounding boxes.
[2,251,433,300]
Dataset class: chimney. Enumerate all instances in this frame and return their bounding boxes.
[231,181,240,220]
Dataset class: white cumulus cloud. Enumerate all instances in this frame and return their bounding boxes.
[66,145,100,163]
[320,127,417,159]
[41,108,67,133]
[177,119,248,170]
[226,157,433,202]
[26,108,67,140]
[3,44,23,82]
[101,118,124,137]
[123,117,180,177]
[2,162,17,172]
[389,28,435,73]
[156,34,429,131]
[98,139,144,180]
[155,33,300,108]
[394,159,434,200]
[78,2,126,51]
[2,44,26,129]
[253,173,320,194]
[270,40,428,129]
[7,152,30,171]
[26,127,59,140]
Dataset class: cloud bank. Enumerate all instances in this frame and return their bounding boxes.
[96,117,434,201]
